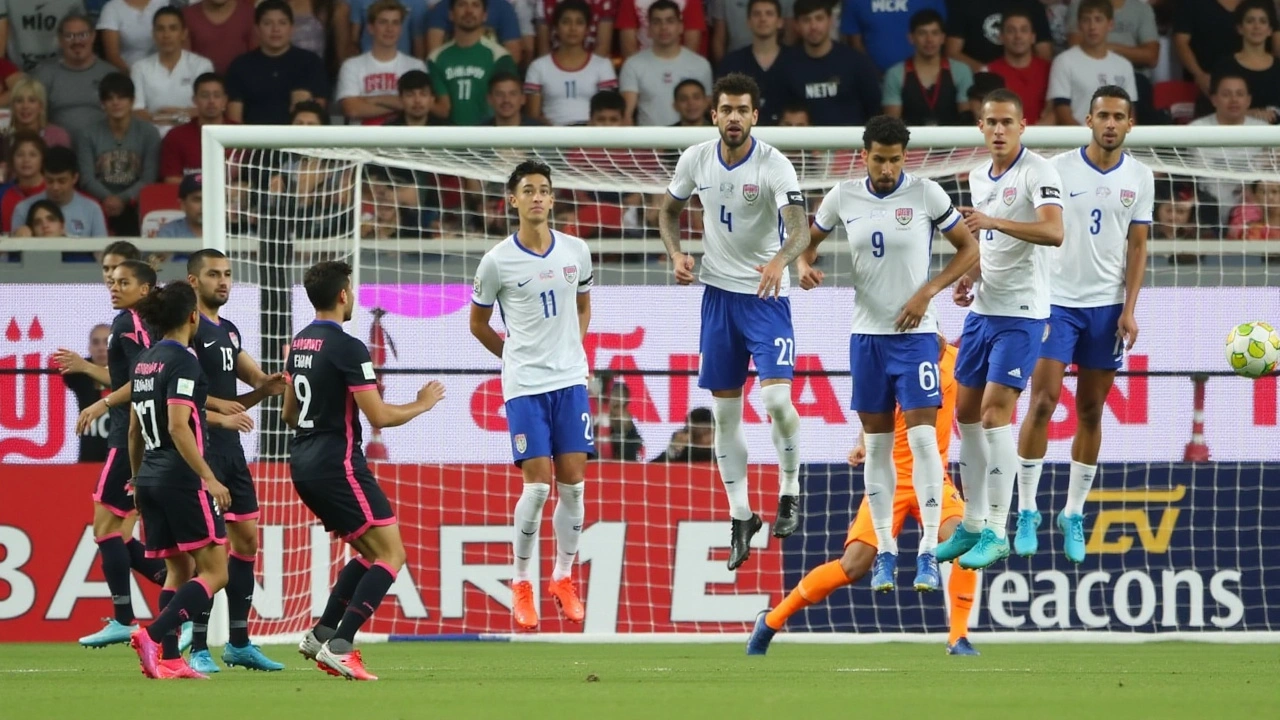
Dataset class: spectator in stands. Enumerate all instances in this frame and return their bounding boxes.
[617,0,704,58]
[4,0,82,70]
[600,380,643,461]
[291,99,329,124]
[1191,74,1269,213]
[98,0,169,72]
[1066,0,1158,74]
[588,86,626,125]
[31,12,116,139]
[1174,0,1279,99]
[842,0,947,73]
[0,132,46,234]
[967,70,1006,118]
[1213,0,1280,124]
[1227,179,1280,240]
[157,172,201,238]
[345,0,428,62]
[184,0,258,75]
[650,407,715,463]
[882,9,972,125]
[717,0,795,126]
[426,0,525,66]
[484,70,538,124]
[671,78,710,126]
[63,323,112,463]
[777,102,809,126]
[946,0,1053,72]
[429,0,519,124]
[0,55,22,107]
[534,0,616,57]
[24,198,66,236]
[983,8,1051,124]
[1042,0,1071,52]
[385,69,433,125]
[131,8,215,128]
[287,0,332,59]
[12,146,109,238]
[226,0,329,125]
[1152,183,1201,248]
[6,78,72,149]
[710,0,789,63]
[781,0,880,126]
[525,0,618,126]
[337,0,428,122]
[76,72,159,236]
[1048,0,1136,125]
[160,73,230,182]
[619,0,712,126]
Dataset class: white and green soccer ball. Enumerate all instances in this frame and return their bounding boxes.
[1226,321,1280,379]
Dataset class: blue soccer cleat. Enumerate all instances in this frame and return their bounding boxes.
[746,611,776,656]
[1014,510,1042,557]
[958,528,1011,569]
[913,553,940,592]
[936,524,983,563]
[79,618,137,648]
[178,622,193,654]
[946,637,981,656]
[870,552,897,592]
[1058,512,1087,564]
[223,643,285,671]
[189,649,221,674]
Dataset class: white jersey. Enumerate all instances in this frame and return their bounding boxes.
[813,173,961,335]
[1050,147,1155,307]
[968,147,1063,320]
[523,53,618,126]
[472,231,594,401]
[666,137,804,296]
[335,52,428,101]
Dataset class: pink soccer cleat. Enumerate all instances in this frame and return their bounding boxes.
[315,643,378,681]
[129,628,162,679]
[156,657,209,680]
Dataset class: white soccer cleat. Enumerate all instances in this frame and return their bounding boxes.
[298,629,323,661]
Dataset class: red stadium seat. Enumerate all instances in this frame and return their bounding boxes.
[138,183,182,237]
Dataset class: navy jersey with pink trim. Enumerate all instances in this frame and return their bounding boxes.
[193,314,245,454]
[131,340,208,489]
[106,308,153,449]
[286,321,378,472]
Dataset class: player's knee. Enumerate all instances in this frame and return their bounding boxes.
[1027,390,1059,423]
[1076,398,1105,429]
[232,534,259,557]
[760,383,794,418]
[201,564,229,593]
[375,546,406,573]
[520,482,552,509]
[840,545,873,581]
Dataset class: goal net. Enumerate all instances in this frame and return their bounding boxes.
[201,125,1280,644]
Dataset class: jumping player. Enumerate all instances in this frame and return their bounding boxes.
[797,115,979,591]
[470,160,596,631]
[1014,85,1152,561]
[287,260,445,681]
[658,72,813,569]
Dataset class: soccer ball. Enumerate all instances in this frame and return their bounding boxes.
[1225,321,1280,379]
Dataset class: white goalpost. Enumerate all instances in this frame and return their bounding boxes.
[201,124,1280,645]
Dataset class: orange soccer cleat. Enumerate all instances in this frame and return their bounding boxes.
[547,577,585,624]
[511,580,539,631]
[155,657,209,680]
[315,643,378,681]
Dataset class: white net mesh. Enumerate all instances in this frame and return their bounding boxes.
[205,126,1280,642]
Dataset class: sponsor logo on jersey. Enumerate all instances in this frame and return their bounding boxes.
[895,207,913,225]
[1120,189,1135,207]
[472,274,482,295]
[540,269,554,280]
[1003,187,1017,205]
[563,265,578,284]
[743,184,760,203]
[515,433,527,453]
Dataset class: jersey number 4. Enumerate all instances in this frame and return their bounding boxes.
[720,206,733,232]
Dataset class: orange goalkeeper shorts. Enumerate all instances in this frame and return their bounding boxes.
[844,480,966,549]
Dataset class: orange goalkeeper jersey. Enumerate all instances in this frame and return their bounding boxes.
[891,344,958,489]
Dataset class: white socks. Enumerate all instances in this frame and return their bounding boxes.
[1018,457,1044,513]
[713,395,753,521]
[863,432,898,555]
[907,424,944,553]
[958,422,989,533]
[1064,461,1098,516]
[552,482,584,581]
[984,425,1018,534]
[512,483,550,582]
[761,384,801,497]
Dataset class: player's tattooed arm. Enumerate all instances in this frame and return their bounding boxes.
[756,204,811,298]
[659,193,696,284]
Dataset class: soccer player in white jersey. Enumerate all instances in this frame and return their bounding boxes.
[470,160,596,632]
[798,115,979,592]
[933,88,1065,570]
[1015,85,1153,563]
[659,73,813,570]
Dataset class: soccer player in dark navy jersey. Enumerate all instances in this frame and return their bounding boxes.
[126,282,231,680]
[184,248,288,673]
[285,260,445,681]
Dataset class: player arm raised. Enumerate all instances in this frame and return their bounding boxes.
[352,384,445,429]
[168,401,231,509]
[52,350,110,385]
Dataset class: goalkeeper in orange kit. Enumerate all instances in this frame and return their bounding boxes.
[747,336,980,655]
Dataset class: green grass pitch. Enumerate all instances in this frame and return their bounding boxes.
[2,642,1277,720]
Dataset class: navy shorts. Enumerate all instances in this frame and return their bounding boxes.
[849,333,943,414]
[698,284,795,391]
[505,385,595,465]
[291,456,397,542]
[92,447,134,517]
[954,312,1047,391]
[208,450,259,522]
[1040,304,1125,371]
[135,485,227,559]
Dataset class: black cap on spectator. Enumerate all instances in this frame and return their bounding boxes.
[179,173,202,199]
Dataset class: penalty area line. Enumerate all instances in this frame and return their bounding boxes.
[834,668,1037,673]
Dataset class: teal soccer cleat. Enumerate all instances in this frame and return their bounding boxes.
[935,524,983,563]
[189,649,221,674]
[1058,512,1087,563]
[1013,510,1042,557]
[223,643,286,671]
[178,622,193,654]
[958,528,1011,569]
[79,618,138,648]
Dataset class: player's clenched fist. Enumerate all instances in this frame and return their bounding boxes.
[417,380,446,411]
[796,258,824,290]
[953,276,974,307]
[671,251,696,285]
[205,477,232,512]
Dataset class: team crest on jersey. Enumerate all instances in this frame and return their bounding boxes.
[1003,187,1017,205]
[719,182,735,199]
[743,184,760,203]
[1120,189,1135,207]
[229,332,240,349]
[515,434,527,453]
[563,265,578,284]
[895,208,913,225]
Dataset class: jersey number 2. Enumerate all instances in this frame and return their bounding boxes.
[294,375,315,429]
[132,399,161,450]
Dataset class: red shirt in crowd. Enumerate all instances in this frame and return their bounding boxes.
[985,56,1051,124]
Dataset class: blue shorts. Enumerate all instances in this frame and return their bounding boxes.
[505,385,595,465]
[1040,304,1124,371]
[698,284,795,391]
[849,333,943,414]
[954,312,1047,391]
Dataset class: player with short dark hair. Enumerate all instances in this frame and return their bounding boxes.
[287,260,445,681]
[127,281,231,680]
[183,248,288,673]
